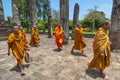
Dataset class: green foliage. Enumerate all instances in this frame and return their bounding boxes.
[7,16,14,26]
[17,0,30,21]
[38,19,48,30]
[80,6,108,31]
[14,0,51,31]
[52,19,59,30]
[52,9,60,19]
[69,20,73,29]
[37,0,50,21]
[82,11,107,31]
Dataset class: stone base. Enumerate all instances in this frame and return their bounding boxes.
[110,31,120,51]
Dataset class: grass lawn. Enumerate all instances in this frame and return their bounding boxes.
[38,29,96,35]
[69,30,96,35]
[83,31,96,35]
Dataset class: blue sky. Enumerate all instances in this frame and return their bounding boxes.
[2,0,113,20]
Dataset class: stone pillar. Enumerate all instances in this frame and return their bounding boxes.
[29,0,38,28]
[12,0,21,26]
[110,0,120,51]
[60,0,69,44]
[0,0,4,21]
[72,3,79,39]
[48,9,53,38]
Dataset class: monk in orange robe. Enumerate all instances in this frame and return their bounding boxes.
[88,21,111,79]
[7,25,25,75]
[54,23,64,50]
[29,25,40,47]
[19,26,29,49]
[71,24,86,56]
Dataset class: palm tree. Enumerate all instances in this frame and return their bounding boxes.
[60,0,69,44]
[37,0,50,21]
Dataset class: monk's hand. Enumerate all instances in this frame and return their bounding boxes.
[25,48,30,51]
[8,50,10,56]
[110,41,112,45]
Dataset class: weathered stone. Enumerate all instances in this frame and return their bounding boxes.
[12,0,21,25]
[0,34,120,80]
[48,9,53,38]
[60,0,69,44]
[110,0,120,50]
[0,76,4,80]
[72,3,79,39]
[29,0,38,27]
[32,72,54,80]
[0,0,4,21]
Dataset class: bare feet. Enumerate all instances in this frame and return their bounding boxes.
[71,49,74,55]
[81,51,87,57]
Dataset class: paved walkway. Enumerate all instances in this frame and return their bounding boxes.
[0,34,120,80]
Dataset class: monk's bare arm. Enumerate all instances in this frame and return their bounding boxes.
[7,43,12,56]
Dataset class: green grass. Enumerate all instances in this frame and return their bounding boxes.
[38,29,96,35]
[83,32,96,35]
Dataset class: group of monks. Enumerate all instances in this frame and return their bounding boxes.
[7,21,111,79]
[7,25,40,75]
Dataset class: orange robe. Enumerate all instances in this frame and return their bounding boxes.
[73,27,86,51]
[29,28,40,46]
[19,29,28,48]
[88,28,111,72]
[54,26,64,48]
[7,33,24,65]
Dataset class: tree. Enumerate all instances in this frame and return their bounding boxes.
[16,0,30,32]
[72,3,79,39]
[83,10,106,31]
[110,0,120,50]
[12,0,21,26]
[52,9,60,29]
[7,16,14,26]
[60,0,69,44]
[37,0,50,21]
[29,0,38,27]
[16,0,30,21]
[52,9,60,19]
[0,0,4,21]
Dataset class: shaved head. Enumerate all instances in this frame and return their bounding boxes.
[13,25,19,33]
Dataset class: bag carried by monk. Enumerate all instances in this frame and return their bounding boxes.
[24,51,30,63]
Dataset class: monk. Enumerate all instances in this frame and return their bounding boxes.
[7,25,25,75]
[29,25,40,47]
[71,24,86,56]
[88,21,111,79]
[19,26,29,50]
[54,23,64,50]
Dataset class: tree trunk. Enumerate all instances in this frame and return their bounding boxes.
[29,0,38,28]
[72,3,79,39]
[110,0,120,51]
[48,9,53,38]
[12,0,21,26]
[60,0,69,44]
[0,0,4,22]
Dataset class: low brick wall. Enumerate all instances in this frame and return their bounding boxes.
[84,34,95,38]
[0,26,12,41]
